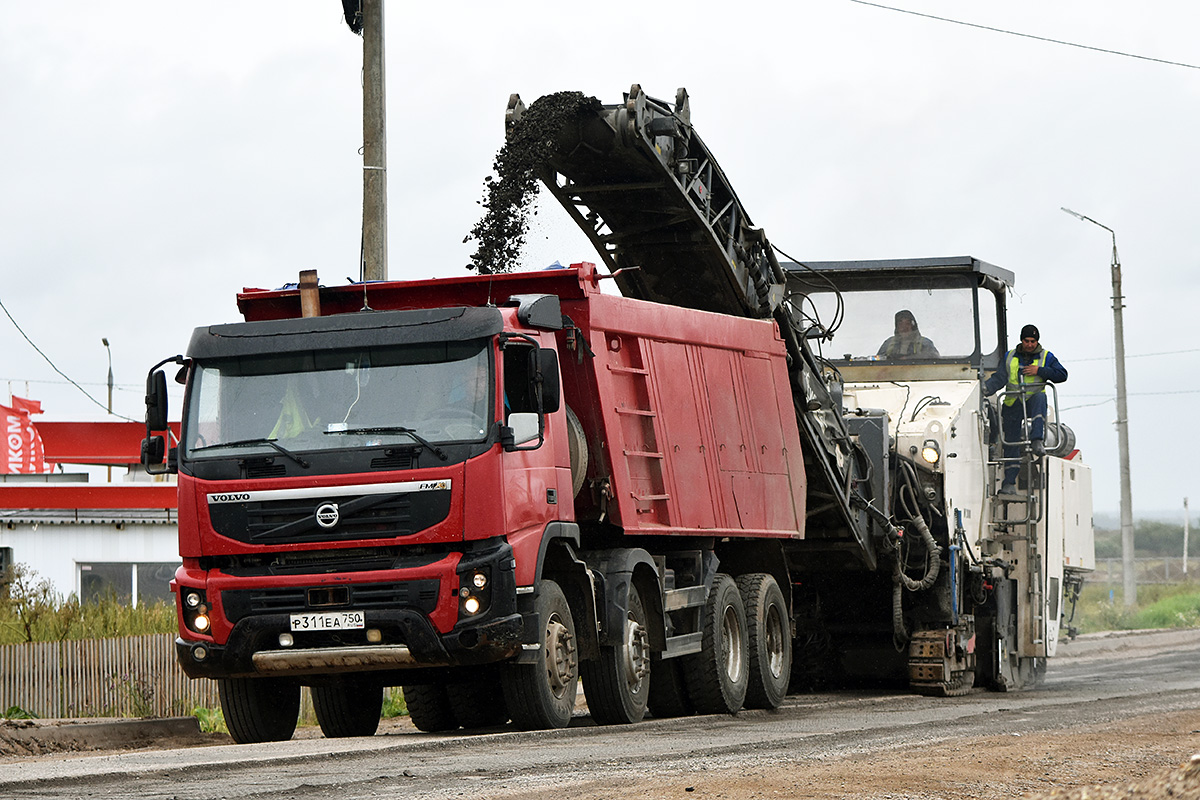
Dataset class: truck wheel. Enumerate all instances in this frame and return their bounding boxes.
[502,580,578,730]
[218,677,300,744]
[402,684,458,732]
[446,673,509,729]
[312,675,383,738]
[737,573,791,709]
[682,574,749,714]
[648,655,693,718]
[581,583,651,725]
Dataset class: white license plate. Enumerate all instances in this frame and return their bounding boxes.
[289,611,365,631]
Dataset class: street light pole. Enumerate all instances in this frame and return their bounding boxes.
[102,337,114,483]
[101,337,113,415]
[1061,207,1136,606]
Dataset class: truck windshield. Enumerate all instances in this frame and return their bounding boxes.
[183,341,492,459]
[798,284,987,363]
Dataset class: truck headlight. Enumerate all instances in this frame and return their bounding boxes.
[180,588,212,635]
[920,439,941,465]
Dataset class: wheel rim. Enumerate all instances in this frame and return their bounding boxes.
[721,605,745,683]
[622,613,651,694]
[763,603,786,679]
[544,613,577,700]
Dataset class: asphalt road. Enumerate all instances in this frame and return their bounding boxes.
[4,629,1200,800]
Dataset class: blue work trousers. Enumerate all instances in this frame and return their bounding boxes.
[1000,392,1046,484]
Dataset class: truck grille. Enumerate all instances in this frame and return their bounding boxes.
[207,489,452,544]
[221,579,440,623]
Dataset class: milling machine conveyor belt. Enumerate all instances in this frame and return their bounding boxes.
[506,85,785,320]
[507,84,881,570]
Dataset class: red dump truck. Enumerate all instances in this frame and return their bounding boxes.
[145,262,803,741]
[142,85,1092,743]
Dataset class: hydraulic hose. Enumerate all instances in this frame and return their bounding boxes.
[891,514,943,647]
[895,515,941,592]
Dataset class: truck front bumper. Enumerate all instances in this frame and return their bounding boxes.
[176,608,523,679]
[175,537,523,679]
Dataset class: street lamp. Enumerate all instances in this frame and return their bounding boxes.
[102,337,114,482]
[101,337,113,415]
[1061,207,1135,606]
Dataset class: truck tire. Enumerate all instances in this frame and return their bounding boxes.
[682,574,749,715]
[402,684,458,732]
[312,675,384,738]
[502,580,578,729]
[736,573,791,709]
[565,405,588,497]
[581,583,650,725]
[218,676,300,744]
[446,673,509,729]
[648,655,693,718]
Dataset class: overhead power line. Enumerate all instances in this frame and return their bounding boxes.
[0,294,139,422]
[1074,347,1200,363]
[848,0,1200,71]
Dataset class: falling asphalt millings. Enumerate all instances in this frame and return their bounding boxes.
[465,91,602,274]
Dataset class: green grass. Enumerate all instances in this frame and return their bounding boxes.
[1069,582,1200,634]
[0,564,177,645]
[193,706,227,734]
[382,686,408,718]
[0,596,177,645]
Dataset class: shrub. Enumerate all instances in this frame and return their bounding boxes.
[1133,592,1200,629]
[0,563,177,645]
[382,687,408,718]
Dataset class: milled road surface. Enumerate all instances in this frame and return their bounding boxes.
[3,629,1199,799]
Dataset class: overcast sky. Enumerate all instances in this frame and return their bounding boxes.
[2,1,1197,518]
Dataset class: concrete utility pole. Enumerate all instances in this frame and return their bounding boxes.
[1062,207,1136,605]
[361,0,387,281]
[1185,497,1190,575]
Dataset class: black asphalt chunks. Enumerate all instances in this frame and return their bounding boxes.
[466,91,601,274]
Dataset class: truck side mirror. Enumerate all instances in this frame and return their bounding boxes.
[141,435,166,467]
[146,370,168,431]
[537,349,560,414]
[505,412,540,447]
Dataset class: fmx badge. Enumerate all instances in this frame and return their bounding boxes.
[315,502,340,529]
[419,481,450,491]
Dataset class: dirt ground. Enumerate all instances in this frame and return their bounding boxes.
[4,709,1198,799]
[485,710,1200,800]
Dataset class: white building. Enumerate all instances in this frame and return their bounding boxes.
[0,421,179,605]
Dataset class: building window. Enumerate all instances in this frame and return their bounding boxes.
[79,562,179,606]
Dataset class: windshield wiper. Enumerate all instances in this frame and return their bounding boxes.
[324,426,448,461]
[190,437,311,469]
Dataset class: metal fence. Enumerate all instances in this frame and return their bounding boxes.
[0,633,219,718]
[1094,558,1198,586]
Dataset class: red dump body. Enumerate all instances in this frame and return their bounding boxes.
[237,262,807,541]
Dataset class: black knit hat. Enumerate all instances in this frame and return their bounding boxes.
[1020,324,1040,341]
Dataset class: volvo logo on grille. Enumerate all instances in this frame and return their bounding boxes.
[315,502,341,529]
